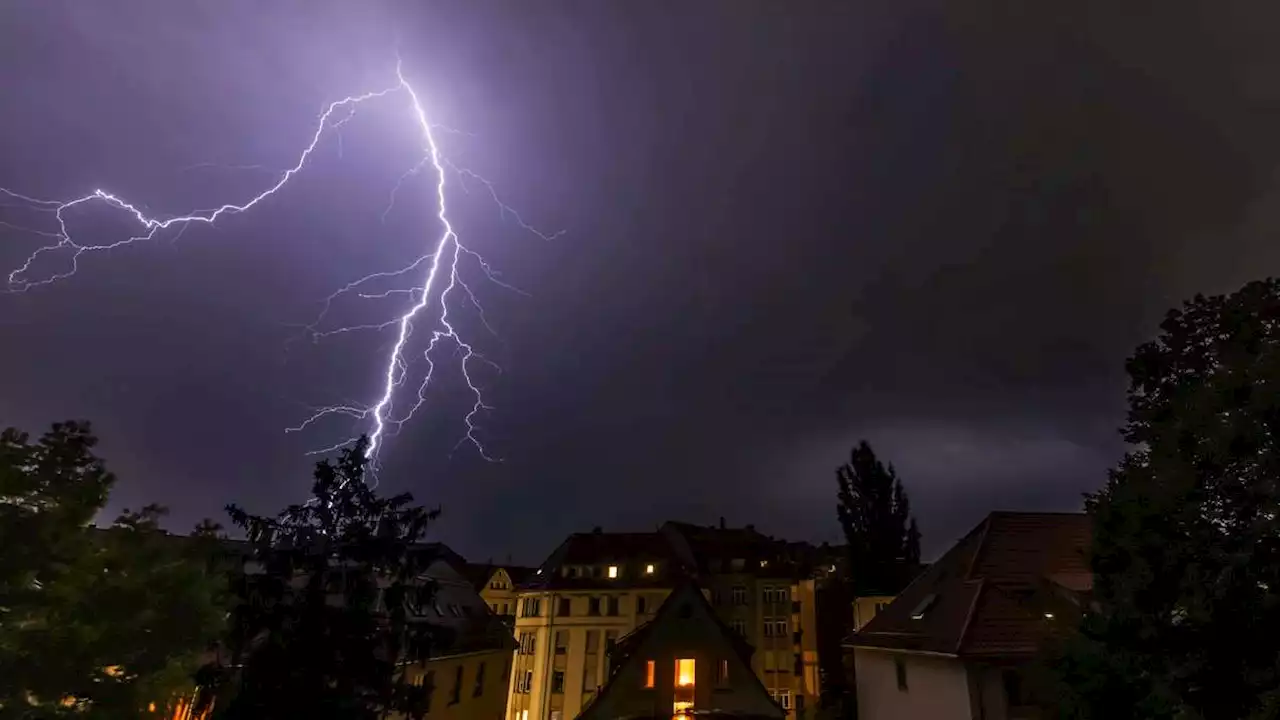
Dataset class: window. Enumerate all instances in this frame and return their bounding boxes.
[676,658,696,687]
[518,632,536,655]
[552,670,565,694]
[567,566,579,578]
[760,559,770,568]
[894,657,908,692]
[637,595,648,614]
[644,660,655,688]
[909,593,937,620]
[554,630,568,654]
[473,661,486,697]
[716,659,729,685]
[776,691,792,709]
[521,597,542,617]
[449,665,462,705]
[774,620,789,637]
[763,586,790,604]
[491,603,498,612]
[711,589,723,606]
[731,620,747,637]
[608,565,619,579]
[645,563,655,575]
[606,596,620,616]
[731,586,747,605]
[516,671,533,693]
[558,597,571,617]
[588,596,601,616]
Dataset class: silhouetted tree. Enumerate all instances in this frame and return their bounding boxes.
[1054,279,1280,719]
[836,441,920,596]
[214,436,442,720]
[0,421,225,719]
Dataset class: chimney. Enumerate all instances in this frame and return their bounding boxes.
[719,517,726,530]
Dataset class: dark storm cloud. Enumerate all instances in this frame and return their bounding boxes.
[3,1,1280,563]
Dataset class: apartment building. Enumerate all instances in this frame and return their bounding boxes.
[661,522,822,719]
[507,521,832,720]
[508,530,686,720]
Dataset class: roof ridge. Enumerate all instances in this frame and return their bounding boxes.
[954,578,985,654]
[964,513,996,581]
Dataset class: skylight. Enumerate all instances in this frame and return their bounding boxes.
[909,593,937,620]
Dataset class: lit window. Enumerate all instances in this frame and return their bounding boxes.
[645,660,655,688]
[760,559,769,568]
[674,700,694,716]
[1044,612,1055,619]
[645,563,656,575]
[608,565,619,579]
[676,658,696,687]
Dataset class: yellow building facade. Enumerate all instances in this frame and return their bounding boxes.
[506,523,830,720]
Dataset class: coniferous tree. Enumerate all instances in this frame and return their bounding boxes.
[213,436,442,720]
[836,441,921,597]
[1055,279,1280,719]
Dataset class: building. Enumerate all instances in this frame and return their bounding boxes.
[848,512,1091,720]
[508,521,830,720]
[468,563,537,625]
[508,530,687,720]
[661,522,823,718]
[579,581,784,720]
[400,554,518,720]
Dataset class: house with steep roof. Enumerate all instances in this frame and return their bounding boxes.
[578,581,784,720]
[848,511,1091,720]
[466,563,537,625]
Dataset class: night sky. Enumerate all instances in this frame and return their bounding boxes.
[3,1,1279,563]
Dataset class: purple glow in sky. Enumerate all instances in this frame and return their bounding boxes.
[2,50,558,467]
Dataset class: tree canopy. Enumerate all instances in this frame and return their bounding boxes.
[0,421,226,719]
[1055,279,1280,719]
[212,437,442,720]
[836,440,921,597]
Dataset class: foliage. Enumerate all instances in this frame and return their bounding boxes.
[1054,279,1280,719]
[0,421,226,719]
[213,436,442,720]
[836,440,921,597]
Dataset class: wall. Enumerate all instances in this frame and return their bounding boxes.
[852,596,895,631]
[853,648,972,720]
[508,588,672,720]
[401,648,511,720]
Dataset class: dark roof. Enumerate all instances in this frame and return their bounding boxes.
[461,563,537,591]
[525,531,692,590]
[851,511,1091,659]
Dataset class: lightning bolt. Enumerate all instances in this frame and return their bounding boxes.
[0,55,559,464]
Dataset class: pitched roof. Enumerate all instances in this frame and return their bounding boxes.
[460,563,536,591]
[851,511,1091,659]
[585,581,783,720]
[525,531,692,590]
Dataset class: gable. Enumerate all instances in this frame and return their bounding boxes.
[581,583,783,720]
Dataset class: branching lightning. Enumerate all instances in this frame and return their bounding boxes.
[0,55,559,464]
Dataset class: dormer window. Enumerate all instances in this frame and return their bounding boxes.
[645,563,656,575]
[608,565,619,579]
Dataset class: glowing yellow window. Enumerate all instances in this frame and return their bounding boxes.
[676,658,696,687]
[674,700,694,717]
[645,660,655,688]
[645,563,655,575]
[608,565,619,579]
